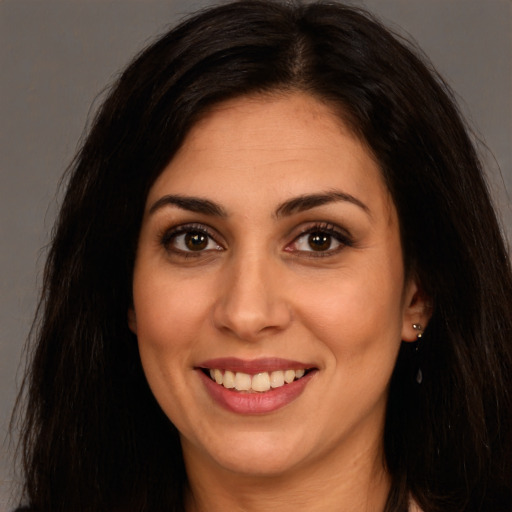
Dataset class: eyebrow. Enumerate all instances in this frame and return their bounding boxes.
[274,191,370,218]
[149,194,227,217]
[148,190,369,218]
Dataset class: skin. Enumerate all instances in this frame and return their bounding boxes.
[129,92,430,511]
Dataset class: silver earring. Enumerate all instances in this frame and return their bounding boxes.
[413,323,423,384]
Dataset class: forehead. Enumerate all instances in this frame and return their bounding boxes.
[147,92,393,219]
[180,92,371,165]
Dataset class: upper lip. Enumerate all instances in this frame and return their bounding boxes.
[197,357,315,374]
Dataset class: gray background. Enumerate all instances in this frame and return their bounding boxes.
[1,0,511,509]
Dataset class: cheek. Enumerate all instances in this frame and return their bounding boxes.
[294,261,405,365]
[131,269,215,395]
[133,268,209,342]
[131,270,212,421]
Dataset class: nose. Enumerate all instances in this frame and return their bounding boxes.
[212,253,292,342]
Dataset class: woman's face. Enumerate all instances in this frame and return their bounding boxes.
[130,93,426,479]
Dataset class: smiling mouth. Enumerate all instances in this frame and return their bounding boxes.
[203,368,313,393]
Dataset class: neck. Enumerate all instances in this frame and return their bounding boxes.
[183,434,391,512]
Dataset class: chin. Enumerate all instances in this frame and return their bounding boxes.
[183,429,311,478]
[214,452,303,478]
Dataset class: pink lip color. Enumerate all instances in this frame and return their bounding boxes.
[197,357,312,374]
[196,365,316,415]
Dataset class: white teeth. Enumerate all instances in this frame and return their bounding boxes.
[284,369,295,384]
[207,368,308,392]
[234,372,251,391]
[270,370,285,388]
[223,370,235,389]
[214,368,223,385]
[251,372,271,392]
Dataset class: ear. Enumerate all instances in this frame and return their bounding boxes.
[401,278,432,342]
[128,308,138,334]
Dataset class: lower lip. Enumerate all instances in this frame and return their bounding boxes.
[197,370,316,414]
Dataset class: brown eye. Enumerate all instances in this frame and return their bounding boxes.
[308,233,332,251]
[161,225,223,255]
[288,223,352,256]
[185,231,209,251]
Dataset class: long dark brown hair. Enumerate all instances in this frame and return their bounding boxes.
[14,1,512,511]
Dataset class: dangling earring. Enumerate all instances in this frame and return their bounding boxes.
[413,323,423,384]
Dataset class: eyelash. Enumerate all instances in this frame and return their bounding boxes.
[159,222,353,258]
[159,223,223,258]
[287,223,353,257]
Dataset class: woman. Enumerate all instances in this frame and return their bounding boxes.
[14,1,512,511]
